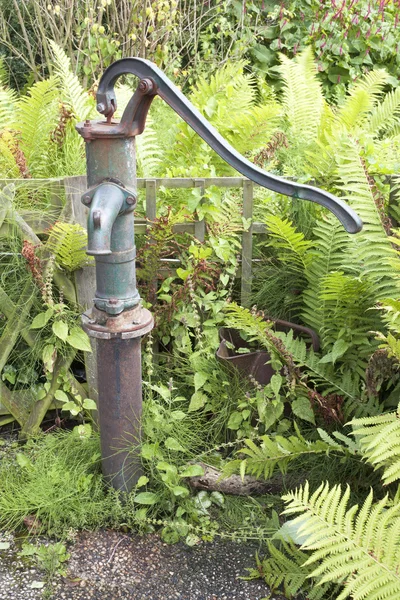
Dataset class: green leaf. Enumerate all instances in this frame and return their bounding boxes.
[54,389,69,403]
[82,398,97,410]
[165,437,185,452]
[292,396,315,424]
[30,581,45,589]
[172,485,189,497]
[42,344,56,373]
[188,391,207,412]
[16,453,33,469]
[185,533,200,546]
[62,401,80,414]
[30,308,53,329]
[176,268,190,281]
[52,320,68,341]
[194,371,208,391]
[270,373,282,398]
[66,327,92,352]
[227,411,243,430]
[170,410,186,421]
[136,476,149,488]
[180,464,204,477]
[331,339,350,363]
[133,492,158,505]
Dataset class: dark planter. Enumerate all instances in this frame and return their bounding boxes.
[217,319,319,386]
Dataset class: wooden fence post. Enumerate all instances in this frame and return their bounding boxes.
[240,179,254,308]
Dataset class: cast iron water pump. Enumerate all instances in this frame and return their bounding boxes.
[76,59,362,493]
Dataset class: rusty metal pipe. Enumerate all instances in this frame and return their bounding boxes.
[96,335,142,492]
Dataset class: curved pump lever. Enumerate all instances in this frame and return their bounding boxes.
[96,58,362,234]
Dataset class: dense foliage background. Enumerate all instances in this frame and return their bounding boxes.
[1,2,400,599]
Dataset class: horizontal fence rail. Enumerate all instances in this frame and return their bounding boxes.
[0,176,270,307]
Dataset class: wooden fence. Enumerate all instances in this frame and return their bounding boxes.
[0,175,266,423]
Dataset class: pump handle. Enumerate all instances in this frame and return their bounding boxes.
[96,58,362,234]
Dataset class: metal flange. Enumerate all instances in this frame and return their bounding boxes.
[82,304,154,339]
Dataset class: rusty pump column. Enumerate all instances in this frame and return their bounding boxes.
[76,85,155,492]
[77,58,362,493]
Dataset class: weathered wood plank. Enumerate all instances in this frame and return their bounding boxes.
[241,180,254,307]
[145,179,157,222]
[194,179,206,242]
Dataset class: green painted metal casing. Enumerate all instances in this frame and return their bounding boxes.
[85,137,140,314]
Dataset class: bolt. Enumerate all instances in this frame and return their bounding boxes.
[82,195,91,205]
[126,196,136,205]
[139,78,156,94]
[109,298,119,305]
[84,119,91,127]
[97,102,106,113]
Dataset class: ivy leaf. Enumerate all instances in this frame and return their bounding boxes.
[133,492,158,505]
[54,389,69,403]
[30,308,53,329]
[52,320,68,342]
[66,327,92,352]
[82,398,97,411]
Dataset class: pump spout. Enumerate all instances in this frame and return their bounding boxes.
[86,183,125,256]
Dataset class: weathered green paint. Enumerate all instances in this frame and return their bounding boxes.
[83,137,140,315]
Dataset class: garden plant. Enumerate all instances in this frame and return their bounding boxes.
[1,3,400,597]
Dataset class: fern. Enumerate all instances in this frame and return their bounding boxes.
[166,61,281,177]
[335,70,388,132]
[262,215,314,272]
[368,86,400,137]
[282,482,400,600]
[252,539,333,599]
[0,85,17,133]
[350,403,400,485]
[46,222,91,272]
[279,47,325,142]
[14,78,60,177]
[223,426,348,481]
[50,41,94,121]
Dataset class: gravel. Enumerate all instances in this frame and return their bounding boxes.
[0,529,287,600]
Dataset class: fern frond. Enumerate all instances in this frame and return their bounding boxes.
[256,539,331,599]
[46,222,91,272]
[263,215,314,272]
[14,78,60,177]
[350,403,400,485]
[0,85,17,132]
[279,47,325,141]
[336,70,388,132]
[282,482,400,600]
[227,426,348,481]
[50,41,94,121]
[368,87,400,137]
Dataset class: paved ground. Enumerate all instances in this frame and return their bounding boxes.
[0,529,286,600]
